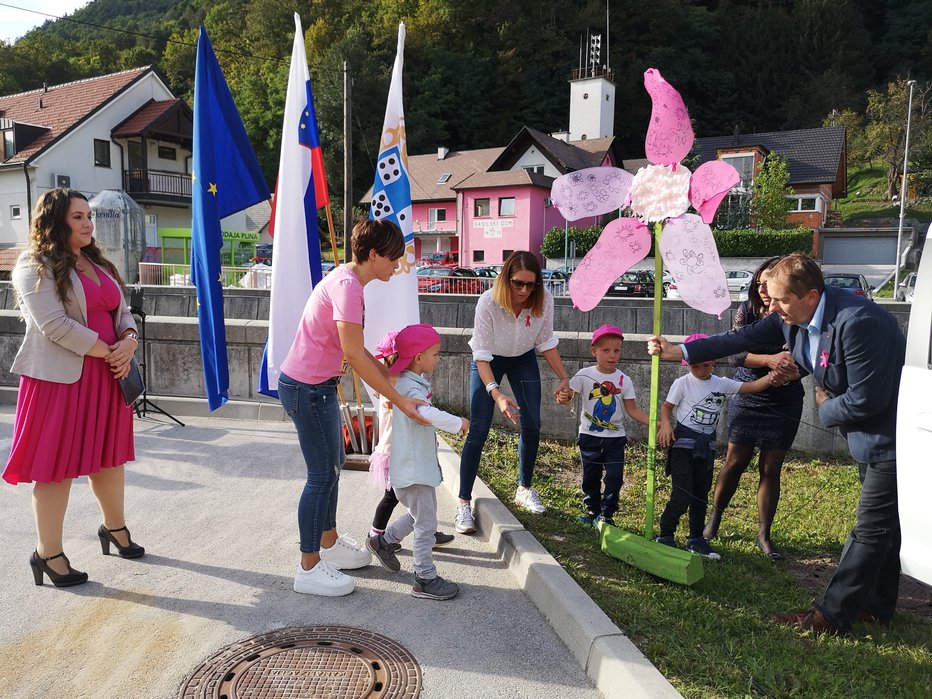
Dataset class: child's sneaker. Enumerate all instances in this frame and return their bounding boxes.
[655,535,677,548]
[576,512,597,527]
[596,514,615,527]
[366,534,401,572]
[514,487,546,514]
[433,531,455,547]
[293,561,354,596]
[454,504,476,534]
[687,536,722,560]
[411,574,459,600]
[320,534,372,570]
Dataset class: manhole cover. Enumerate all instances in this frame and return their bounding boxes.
[178,626,422,698]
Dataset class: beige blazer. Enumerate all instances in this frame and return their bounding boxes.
[10,251,136,384]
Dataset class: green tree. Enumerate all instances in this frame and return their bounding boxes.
[540,225,603,260]
[750,153,792,231]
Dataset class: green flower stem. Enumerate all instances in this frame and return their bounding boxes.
[644,221,664,539]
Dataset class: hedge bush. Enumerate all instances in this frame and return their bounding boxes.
[542,225,812,259]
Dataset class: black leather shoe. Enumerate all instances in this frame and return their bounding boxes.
[98,525,145,559]
[30,551,88,587]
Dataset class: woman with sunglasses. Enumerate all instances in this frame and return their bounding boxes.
[455,251,570,533]
[703,256,805,560]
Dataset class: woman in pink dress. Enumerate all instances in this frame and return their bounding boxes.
[5,188,144,588]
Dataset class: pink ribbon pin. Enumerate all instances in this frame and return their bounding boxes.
[525,315,531,328]
[819,351,829,368]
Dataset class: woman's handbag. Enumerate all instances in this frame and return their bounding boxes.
[118,359,145,407]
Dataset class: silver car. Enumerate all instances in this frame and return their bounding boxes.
[896,272,917,303]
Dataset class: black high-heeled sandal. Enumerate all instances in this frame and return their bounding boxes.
[98,525,145,559]
[30,550,89,587]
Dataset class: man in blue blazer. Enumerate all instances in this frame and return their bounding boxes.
[649,254,904,635]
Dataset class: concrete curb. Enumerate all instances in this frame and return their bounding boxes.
[436,439,683,699]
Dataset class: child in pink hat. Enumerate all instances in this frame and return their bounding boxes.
[557,324,649,527]
[366,324,469,600]
[368,330,455,549]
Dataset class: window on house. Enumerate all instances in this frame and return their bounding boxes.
[93,139,111,168]
[474,198,490,217]
[503,249,514,261]
[438,173,451,184]
[428,208,447,228]
[499,197,515,216]
[790,197,819,212]
[2,130,14,160]
[473,250,485,263]
[721,154,754,189]
[158,145,177,160]
[524,165,545,175]
[10,205,22,219]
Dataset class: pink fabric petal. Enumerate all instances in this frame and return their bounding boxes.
[569,217,651,312]
[658,214,730,317]
[643,68,694,166]
[688,161,741,224]
[550,167,633,222]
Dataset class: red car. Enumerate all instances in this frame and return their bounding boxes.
[416,251,459,267]
[416,266,485,294]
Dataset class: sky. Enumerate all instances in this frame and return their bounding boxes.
[0,1,89,44]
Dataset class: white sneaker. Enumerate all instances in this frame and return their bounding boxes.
[320,534,372,570]
[294,560,354,596]
[454,504,476,534]
[514,487,546,514]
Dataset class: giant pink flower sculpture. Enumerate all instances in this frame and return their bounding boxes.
[561,69,740,316]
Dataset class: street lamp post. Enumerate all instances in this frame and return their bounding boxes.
[894,79,916,295]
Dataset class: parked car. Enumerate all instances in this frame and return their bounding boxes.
[725,269,754,293]
[473,266,499,278]
[897,235,932,586]
[606,270,656,297]
[665,281,681,299]
[416,265,484,294]
[896,272,917,303]
[823,272,873,300]
[417,251,459,267]
[321,262,335,276]
[252,243,273,265]
[541,269,569,295]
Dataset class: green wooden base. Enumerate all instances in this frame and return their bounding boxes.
[600,522,704,586]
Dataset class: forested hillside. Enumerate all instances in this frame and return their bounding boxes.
[1,0,930,212]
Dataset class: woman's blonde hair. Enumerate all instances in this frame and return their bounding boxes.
[21,188,124,304]
[491,251,545,317]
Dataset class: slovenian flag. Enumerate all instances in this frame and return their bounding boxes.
[364,22,420,353]
[258,12,327,397]
[191,26,270,410]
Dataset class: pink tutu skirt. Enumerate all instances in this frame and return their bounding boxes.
[367,451,391,491]
[3,357,135,484]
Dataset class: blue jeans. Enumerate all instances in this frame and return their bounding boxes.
[817,459,900,629]
[278,372,344,554]
[459,351,541,501]
[578,433,626,518]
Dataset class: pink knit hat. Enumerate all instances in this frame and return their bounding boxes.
[682,332,709,365]
[390,324,441,374]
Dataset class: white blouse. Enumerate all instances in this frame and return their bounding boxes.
[468,289,559,361]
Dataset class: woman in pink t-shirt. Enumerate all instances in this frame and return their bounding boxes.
[278,220,427,597]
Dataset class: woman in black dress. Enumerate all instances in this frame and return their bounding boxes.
[703,257,804,559]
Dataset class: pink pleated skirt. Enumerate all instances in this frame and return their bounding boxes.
[3,356,135,484]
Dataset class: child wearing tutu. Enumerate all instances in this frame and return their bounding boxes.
[366,324,468,599]
[368,330,455,547]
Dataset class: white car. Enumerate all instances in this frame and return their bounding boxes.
[896,272,917,303]
[725,269,754,293]
[897,239,932,585]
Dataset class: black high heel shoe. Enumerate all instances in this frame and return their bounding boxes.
[98,525,145,559]
[30,550,88,587]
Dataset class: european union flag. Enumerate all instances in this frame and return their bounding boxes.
[192,27,270,410]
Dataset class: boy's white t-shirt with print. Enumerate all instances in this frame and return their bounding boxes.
[666,373,743,434]
[569,367,636,438]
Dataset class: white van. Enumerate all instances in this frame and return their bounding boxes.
[897,238,931,586]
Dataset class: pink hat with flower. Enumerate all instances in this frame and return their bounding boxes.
[682,332,709,365]
[390,324,441,374]
[374,330,399,360]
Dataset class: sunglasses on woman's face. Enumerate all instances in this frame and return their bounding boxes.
[510,278,538,291]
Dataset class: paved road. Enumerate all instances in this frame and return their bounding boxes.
[0,407,600,698]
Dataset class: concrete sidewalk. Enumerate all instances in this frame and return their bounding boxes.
[0,406,677,698]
